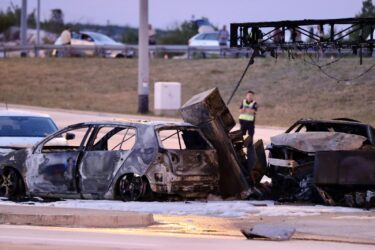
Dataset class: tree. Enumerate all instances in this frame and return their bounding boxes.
[350,0,375,40]
[122,26,138,44]
[158,20,198,45]
[27,10,36,28]
[359,0,375,17]
[42,9,64,34]
[0,5,20,33]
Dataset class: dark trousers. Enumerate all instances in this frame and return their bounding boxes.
[239,120,255,138]
[240,119,256,184]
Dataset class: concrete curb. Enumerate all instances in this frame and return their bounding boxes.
[0,205,154,228]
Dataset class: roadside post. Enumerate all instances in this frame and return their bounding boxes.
[138,0,149,113]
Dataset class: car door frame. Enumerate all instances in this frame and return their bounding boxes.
[27,124,94,197]
[78,124,138,197]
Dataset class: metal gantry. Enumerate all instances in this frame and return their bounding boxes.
[230,17,375,52]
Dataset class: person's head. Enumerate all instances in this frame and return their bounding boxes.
[65,25,71,31]
[246,90,255,101]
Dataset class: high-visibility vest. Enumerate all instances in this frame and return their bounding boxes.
[239,100,256,121]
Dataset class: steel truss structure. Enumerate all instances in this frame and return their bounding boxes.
[230,18,375,52]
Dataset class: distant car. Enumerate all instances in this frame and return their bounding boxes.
[0,121,219,201]
[188,32,235,58]
[54,31,134,58]
[0,110,60,157]
[188,32,226,48]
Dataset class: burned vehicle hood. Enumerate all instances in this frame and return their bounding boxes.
[270,132,367,153]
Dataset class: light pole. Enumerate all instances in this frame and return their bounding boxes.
[20,0,27,56]
[36,0,41,57]
[138,0,149,113]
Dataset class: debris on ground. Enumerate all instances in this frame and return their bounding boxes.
[241,224,296,241]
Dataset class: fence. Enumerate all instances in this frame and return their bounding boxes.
[0,44,253,59]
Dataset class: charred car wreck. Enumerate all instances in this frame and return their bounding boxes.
[266,118,375,207]
[0,121,219,201]
[181,88,375,208]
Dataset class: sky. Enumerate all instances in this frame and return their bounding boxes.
[0,0,367,29]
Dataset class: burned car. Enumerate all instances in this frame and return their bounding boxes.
[266,118,375,207]
[0,121,219,201]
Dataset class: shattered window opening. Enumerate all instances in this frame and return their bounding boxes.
[158,128,211,150]
[112,134,136,151]
[42,126,92,152]
[92,126,137,151]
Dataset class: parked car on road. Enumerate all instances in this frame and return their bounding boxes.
[0,121,219,201]
[0,110,60,157]
[54,31,134,58]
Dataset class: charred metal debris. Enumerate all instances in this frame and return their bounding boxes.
[0,88,374,208]
[181,88,375,208]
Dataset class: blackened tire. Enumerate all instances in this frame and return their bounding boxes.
[0,168,25,199]
[118,174,147,201]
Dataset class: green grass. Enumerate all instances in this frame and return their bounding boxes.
[0,57,374,126]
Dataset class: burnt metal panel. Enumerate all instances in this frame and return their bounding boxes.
[26,151,80,194]
[241,224,296,241]
[79,150,129,194]
[314,151,375,186]
[180,88,236,133]
[252,140,267,185]
[180,88,249,197]
[271,132,366,153]
[164,149,218,176]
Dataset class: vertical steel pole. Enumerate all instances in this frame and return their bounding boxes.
[138,0,149,113]
[20,0,27,56]
[36,0,41,57]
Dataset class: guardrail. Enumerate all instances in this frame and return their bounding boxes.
[0,44,253,59]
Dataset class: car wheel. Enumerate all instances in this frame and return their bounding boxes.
[0,168,24,199]
[115,54,125,58]
[118,174,147,201]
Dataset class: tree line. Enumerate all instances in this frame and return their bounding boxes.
[1,0,374,44]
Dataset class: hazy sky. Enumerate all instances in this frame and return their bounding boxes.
[0,0,366,29]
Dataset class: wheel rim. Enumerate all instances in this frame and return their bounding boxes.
[0,169,18,197]
[119,174,146,201]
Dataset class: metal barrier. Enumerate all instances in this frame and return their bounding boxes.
[0,44,252,59]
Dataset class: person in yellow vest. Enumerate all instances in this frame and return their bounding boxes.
[239,90,258,141]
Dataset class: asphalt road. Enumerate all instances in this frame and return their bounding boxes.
[0,225,374,250]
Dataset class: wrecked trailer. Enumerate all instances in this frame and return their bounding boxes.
[266,118,375,207]
[0,121,219,201]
